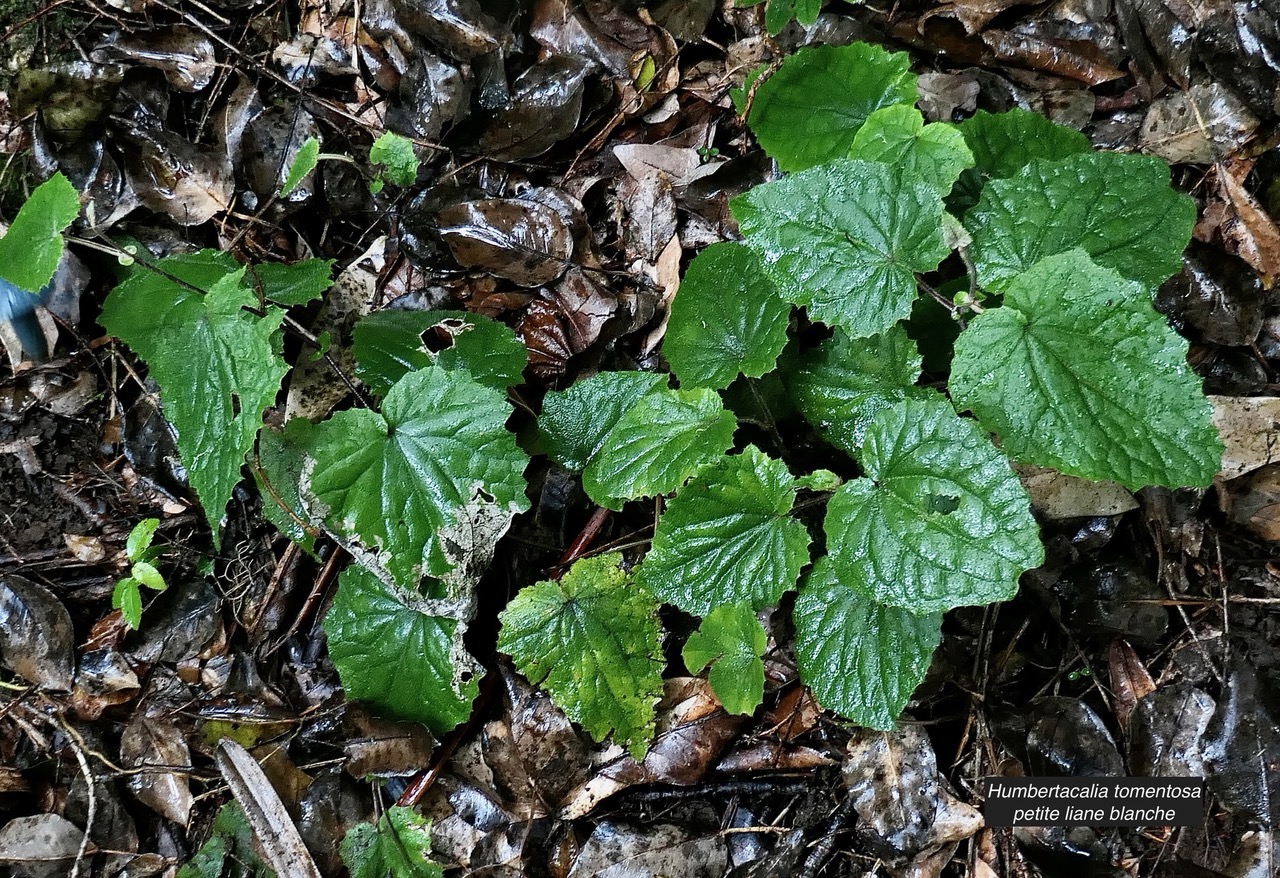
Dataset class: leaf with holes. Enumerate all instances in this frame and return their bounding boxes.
[498,554,663,759]
[825,396,1042,614]
[734,160,950,339]
[950,250,1222,490]
[638,446,809,616]
[683,603,766,716]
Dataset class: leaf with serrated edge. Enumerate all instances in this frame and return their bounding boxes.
[734,159,949,338]
[664,243,789,390]
[950,250,1222,489]
[340,806,442,878]
[251,259,335,306]
[369,132,421,188]
[497,554,663,759]
[300,362,529,586]
[352,310,527,396]
[825,396,1042,614]
[747,43,917,172]
[99,252,287,536]
[849,105,974,194]
[793,559,941,729]
[324,565,477,733]
[966,152,1195,291]
[0,172,80,293]
[539,372,667,471]
[583,387,737,509]
[951,108,1089,210]
[638,446,809,615]
[683,603,766,716]
[787,324,926,455]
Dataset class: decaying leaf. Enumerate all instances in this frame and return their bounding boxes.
[0,574,75,691]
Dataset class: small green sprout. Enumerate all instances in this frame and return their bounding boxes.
[112,518,167,629]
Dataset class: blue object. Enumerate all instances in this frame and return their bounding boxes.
[0,275,51,360]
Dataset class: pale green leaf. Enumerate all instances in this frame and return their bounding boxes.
[324,565,477,733]
[251,259,335,306]
[582,387,737,510]
[965,151,1195,291]
[340,807,442,878]
[539,372,666,471]
[950,250,1222,490]
[734,159,950,338]
[126,518,159,563]
[131,561,166,591]
[747,43,917,171]
[951,108,1089,210]
[793,559,941,729]
[280,137,320,197]
[99,252,288,536]
[0,172,80,293]
[352,309,527,395]
[301,363,529,585]
[497,554,663,759]
[638,446,809,615]
[682,603,766,716]
[664,243,790,390]
[795,469,842,491]
[787,324,926,454]
[849,105,974,193]
[113,578,143,630]
[825,396,1043,614]
[369,132,421,188]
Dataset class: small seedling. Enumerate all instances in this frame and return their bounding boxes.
[112,518,167,630]
[279,132,420,198]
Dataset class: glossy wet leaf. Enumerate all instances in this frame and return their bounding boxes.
[251,259,335,306]
[368,131,420,188]
[849,105,974,194]
[99,252,287,535]
[663,243,789,390]
[324,565,477,733]
[966,152,1195,291]
[761,0,822,35]
[825,396,1043,614]
[125,517,159,563]
[538,372,667,471]
[950,250,1222,490]
[132,561,165,591]
[280,136,319,197]
[0,575,74,690]
[498,554,663,759]
[793,559,941,729]
[952,108,1089,209]
[682,603,766,716]
[340,806,442,878]
[638,446,809,615]
[0,172,79,293]
[788,324,926,455]
[300,363,529,585]
[438,198,573,287]
[734,159,950,338]
[746,43,917,172]
[352,309,526,396]
[582,387,737,510]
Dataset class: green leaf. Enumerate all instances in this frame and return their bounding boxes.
[369,132,421,188]
[112,578,143,630]
[280,136,320,197]
[824,396,1043,614]
[177,803,274,878]
[125,518,159,563]
[131,561,166,591]
[255,419,317,553]
[638,446,809,616]
[324,565,477,733]
[663,243,790,390]
[965,151,1195,291]
[795,469,842,491]
[99,252,288,536]
[301,363,529,585]
[682,603,766,716]
[747,43,917,172]
[340,807,443,878]
[582,387,737,510]
[538,372,666,471]
[762,0,822,34]
[950,250,1222,490]
[793,559,941,729]
[251,259,335,306]
[951,108,1089,210]
[353,310,527,396]
[497,554,663,759]
[734,159,950,338]
[849,105,974,194]
[0,172,80,293]
[787,324,926,454]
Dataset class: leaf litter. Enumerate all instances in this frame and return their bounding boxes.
[1,0,1280,876]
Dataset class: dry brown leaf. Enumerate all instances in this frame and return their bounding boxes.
[1218,162,1280,288]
